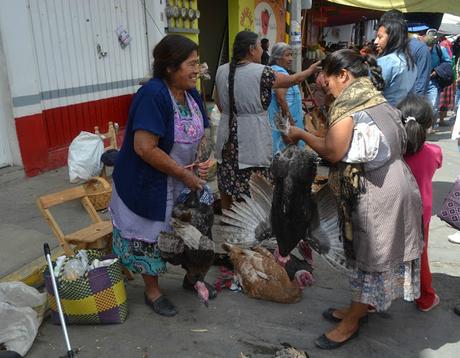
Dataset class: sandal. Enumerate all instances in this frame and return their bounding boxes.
[315,328,360,350]
[144,293,177,317]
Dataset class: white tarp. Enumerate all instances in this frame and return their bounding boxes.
[439,14,460,35]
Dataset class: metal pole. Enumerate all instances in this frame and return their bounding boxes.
[290,0,302,73]
[44,243,74,357]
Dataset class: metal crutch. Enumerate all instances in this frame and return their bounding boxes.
[44,243,75,358]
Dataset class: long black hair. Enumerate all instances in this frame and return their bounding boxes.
[322,49,385,91]
[377,18,415,70]
[152,34,198,79]
[228,31,259,119]
[397,94,434,154]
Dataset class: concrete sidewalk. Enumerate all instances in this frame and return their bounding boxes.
[1,127,460,357]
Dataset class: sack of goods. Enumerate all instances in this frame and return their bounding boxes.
[43,249,128,325]
[438,178,460,231]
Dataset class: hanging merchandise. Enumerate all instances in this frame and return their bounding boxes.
[116,26,131,48]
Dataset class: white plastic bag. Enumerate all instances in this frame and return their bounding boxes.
[209,105,221,148]
[68,131,104,183]
[343,122,380,163]
[0,282,47,356]
[451,105,460,141]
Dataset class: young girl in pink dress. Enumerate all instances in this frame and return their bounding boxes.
[399,94,443,311]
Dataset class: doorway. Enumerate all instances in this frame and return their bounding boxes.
[198,0,228,100]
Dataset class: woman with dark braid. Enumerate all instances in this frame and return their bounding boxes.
[214,31,320,210]
[286,49,422,349]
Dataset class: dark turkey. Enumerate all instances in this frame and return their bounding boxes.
[172,190,214,239]
[215,167,349,273]
[158,189,215,305]
[271,145,317,257]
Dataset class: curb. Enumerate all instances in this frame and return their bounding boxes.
[0,246,64,287]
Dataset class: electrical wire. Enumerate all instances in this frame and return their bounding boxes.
[139,0,166,36]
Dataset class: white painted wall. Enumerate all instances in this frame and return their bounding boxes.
[0,0,42,119]
[0,31,22,167]
[0,0,167,167]
[0,0,167,117]
[0,0,35,166]
[145,0,167,70]
[27,0,152,111]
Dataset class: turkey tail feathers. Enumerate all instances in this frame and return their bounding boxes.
[217,175,273,247]
[306,185,349,272]
[248,175,273,215]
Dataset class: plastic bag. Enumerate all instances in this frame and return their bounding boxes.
[451,105,460,141]
[209,105,221,148]
[0,282,47,356]
[61,250,89,281]
[68,131,104,183]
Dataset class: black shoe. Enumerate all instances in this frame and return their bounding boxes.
[314,329,359,350]
[144,294,177,317]
[183,276,217,300]
[322,308,342,323]
[322,308,368,324]
[454,305,460,316]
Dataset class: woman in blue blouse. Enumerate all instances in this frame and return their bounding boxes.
[268,42,305,154]
[110,35,213,317]
[374,18,417,106]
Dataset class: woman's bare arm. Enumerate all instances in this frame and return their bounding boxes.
[287,116,354,163]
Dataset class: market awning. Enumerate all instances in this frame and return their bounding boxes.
[327,0,460,17]
[311,2,442,29]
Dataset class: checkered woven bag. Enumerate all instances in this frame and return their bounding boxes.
[437,178,460,230]
[44,250,128,325]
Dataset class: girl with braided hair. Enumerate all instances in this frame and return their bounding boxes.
[214,31,320,210]
[287,49,422,349]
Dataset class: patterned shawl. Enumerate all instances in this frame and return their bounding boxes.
[327,77,386,129]
[327,77,386,260]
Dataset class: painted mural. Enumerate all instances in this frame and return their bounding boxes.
[254,0,285,46]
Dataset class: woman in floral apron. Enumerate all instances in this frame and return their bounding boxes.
[110,35,214,317]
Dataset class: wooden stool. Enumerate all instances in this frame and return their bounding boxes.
[37,185,112,256]
[37,184,134,279]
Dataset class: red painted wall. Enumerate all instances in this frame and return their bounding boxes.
[15,94,133,177]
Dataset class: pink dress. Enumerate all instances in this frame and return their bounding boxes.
[404,143,442,309]
[404,143,443,229]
